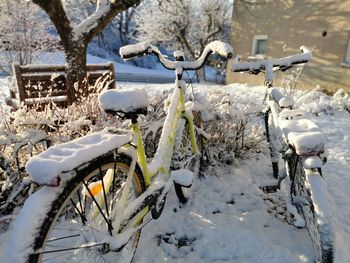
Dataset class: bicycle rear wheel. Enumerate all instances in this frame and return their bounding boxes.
[289,155,334,263]
[14,152,145,263]
[173,111,204,203]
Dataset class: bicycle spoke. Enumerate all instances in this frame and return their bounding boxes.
[53,223,101,233]
[33,242,105,255]
[45,244,77,249]
[77,190,85,217]
[112,162,117,189]
[52,227,88,232]
[99,167,110,219]
[20,154,145,262]
[70,198,87,225]
[82,181,113,235]
[47,234,81,243]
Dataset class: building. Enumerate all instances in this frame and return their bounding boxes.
[227,0,350,93]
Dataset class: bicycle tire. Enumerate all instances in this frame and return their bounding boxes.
[173,111,203,203]
[289,155,334,263]
[13,152,146,263]
[265,108,280,178]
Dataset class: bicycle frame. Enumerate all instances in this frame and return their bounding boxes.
[6,41,233,262]
[106,79,199,235]
[263,82,284,178]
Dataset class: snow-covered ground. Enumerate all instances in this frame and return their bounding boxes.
[0,78,10,105]
[129,84,350,263]
[1,80,350,262]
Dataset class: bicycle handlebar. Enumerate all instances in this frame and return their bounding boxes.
[120,42,152,60]
[120,40,233,71]
[232,47,312,77]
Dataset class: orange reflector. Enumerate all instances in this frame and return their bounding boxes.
[85,182,103,197]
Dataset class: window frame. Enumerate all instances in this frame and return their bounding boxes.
[251,35,268,56]
[344,33,350,64]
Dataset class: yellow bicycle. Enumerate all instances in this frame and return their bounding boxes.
[7,41,232,262]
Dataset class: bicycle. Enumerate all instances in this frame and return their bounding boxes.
[232,48,334,263]
[6,40,233,263]
[0,129,49,217]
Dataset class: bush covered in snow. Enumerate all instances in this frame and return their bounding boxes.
[3,78,349,219]
[0,83,266,215]
[295,87,350,115]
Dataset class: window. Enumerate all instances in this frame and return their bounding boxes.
[345,34,350,64]
[251,35,268,56]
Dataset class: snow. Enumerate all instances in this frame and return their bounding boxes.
[120,41,232,71]
[174,51,185,60]
[279,96,294,108]
[1,79,350,262]
[304,169,333,226]
[279,119,325,156]
[5,186,64,262]
[279,109,305,119]
[302,156,322,169]
[99,89,149,113]
[232,51,312,82]
[25,129,132,185]
[120,42,152,60]
[148,80,184,176]
[0,78,10,106]
[23,51,175,79]
[206,41,233,58]
[12,129,48,158]
[171,169,194,187]
[73,1,110,41]
[24,95,67,104]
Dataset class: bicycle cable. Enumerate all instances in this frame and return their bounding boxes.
[184,70,197,103]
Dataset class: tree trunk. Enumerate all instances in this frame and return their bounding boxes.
[32,0,143,104]
[64,41,87,104]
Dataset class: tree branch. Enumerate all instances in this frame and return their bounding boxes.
[74,0,141,43]
[32,0,73,46]
[202,25,222,45]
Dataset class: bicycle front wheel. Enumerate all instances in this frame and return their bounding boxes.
[11,152,145,263]
[289,156,334,263]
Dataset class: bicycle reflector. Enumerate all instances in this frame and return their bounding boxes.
[83,181,103,197]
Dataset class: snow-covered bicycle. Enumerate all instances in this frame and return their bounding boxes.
[0,129,49,217]
[6,41,233,263]
[232,49,334,263]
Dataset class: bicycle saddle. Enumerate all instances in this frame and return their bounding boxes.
[279,118,325,156]
[99,89,149,118]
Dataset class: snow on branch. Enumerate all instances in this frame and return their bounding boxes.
[73,0,141,41]
[73,1,111,40]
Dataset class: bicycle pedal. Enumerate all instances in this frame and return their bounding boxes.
[171,169,194,188]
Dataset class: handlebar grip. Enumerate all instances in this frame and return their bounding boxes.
[119,42,152,60]
[207,41,233,59]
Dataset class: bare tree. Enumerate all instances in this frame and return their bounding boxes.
[0,0,57,73]
[136,0,232,57]
[31,0,142,104]
[134,0,232,81]
[116,8,137,46]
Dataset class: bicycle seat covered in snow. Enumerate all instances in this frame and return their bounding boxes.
[99,89,149,116]
[279,118,325,156]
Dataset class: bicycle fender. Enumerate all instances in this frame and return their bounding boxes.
[26,130,132,186]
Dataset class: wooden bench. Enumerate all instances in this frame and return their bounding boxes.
[12,62,116,107]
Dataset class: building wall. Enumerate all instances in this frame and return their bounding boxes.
[227,0,350,93]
